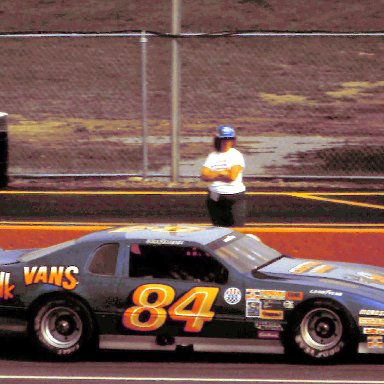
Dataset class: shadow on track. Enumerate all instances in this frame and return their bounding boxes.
[0,333,382,366]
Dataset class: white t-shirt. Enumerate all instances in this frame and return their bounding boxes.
[203,147,246,194]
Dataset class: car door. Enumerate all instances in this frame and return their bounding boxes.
[82,242,125,334]
[115,241,247,339]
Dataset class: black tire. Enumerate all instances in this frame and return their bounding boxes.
[30,296,95,359]
[285,300,357,362]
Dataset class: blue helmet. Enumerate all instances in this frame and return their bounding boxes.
[216,125,235,139]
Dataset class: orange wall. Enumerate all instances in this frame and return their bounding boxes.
[0,226,383,268]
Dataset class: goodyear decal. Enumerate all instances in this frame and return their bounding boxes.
[360,309,384,317]
[309,289,343,297]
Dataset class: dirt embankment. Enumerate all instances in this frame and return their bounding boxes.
[1,1,384,183]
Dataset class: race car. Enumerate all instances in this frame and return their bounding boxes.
[0,224,384,361]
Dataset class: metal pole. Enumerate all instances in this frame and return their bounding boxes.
[141,31,148,178]
[171,0,181,183]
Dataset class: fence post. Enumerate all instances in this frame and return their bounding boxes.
[141,31,149,178]
[171,0,181,183]
[0,112,8,188]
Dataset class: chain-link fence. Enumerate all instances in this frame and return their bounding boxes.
[1,33,384,179]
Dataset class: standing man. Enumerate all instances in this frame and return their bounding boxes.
[200,125,246,227]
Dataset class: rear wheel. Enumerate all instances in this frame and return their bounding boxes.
[30,297,95,359]
[286,301,357,361]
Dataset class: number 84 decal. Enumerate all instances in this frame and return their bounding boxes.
[123,284,219,333]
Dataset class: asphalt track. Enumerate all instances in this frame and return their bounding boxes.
[0,335,384,384]
[0,190,384,382]
[0,190,383,225]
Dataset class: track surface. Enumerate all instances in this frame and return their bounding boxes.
[0,190,383,225]
[0,335,384,384]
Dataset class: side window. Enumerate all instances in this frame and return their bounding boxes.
[88,243,119,276]
[129,244,228,284]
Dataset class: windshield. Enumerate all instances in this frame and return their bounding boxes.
[209,232,282,273]
[19,239,77,262]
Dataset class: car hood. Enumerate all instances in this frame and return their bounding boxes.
[259,257,384,290]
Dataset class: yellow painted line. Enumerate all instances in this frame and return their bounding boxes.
[248,227,384,233]
[0,220,383,228]
[0,220,135,227]
[308,192,384,196]
[0,190,209,195]
[1,190,383,196]
[291,193,384,210]
[245,222,384,227]
[0,224,384,233]
[0,224,110,231]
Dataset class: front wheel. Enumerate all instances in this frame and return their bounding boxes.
[286,301,357,361]
[30,297,95,359]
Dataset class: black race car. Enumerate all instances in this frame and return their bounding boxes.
[0,224,384,361]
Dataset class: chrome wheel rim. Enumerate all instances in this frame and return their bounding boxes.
[300,307,343,351]
[40,306,82,349]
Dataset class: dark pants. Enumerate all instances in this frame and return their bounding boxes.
[206,192,247,227]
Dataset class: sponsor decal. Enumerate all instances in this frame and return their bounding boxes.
[260,290,286,300]
[245,289,302,318]
[359,317,384,327]
[364,328,384,335]
[24,266,79,290]
[286,291,303,301]
[260,309,284,320]
[283,300,295,309]
[254,320,283,331]
[122,284,218,333]
[360,309,384,317]
[367,335,384,348]
[246,300,261,318]
[0,272,15,300]
[246,289,260,300]
[224,287,242,305]
[309,289,343,297]
[257,330,280,339]
[145,239,184,245]
[261,299,284,311]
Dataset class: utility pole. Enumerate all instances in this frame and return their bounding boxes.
[171,0,181,183]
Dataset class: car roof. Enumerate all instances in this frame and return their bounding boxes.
[80,224,234,246]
